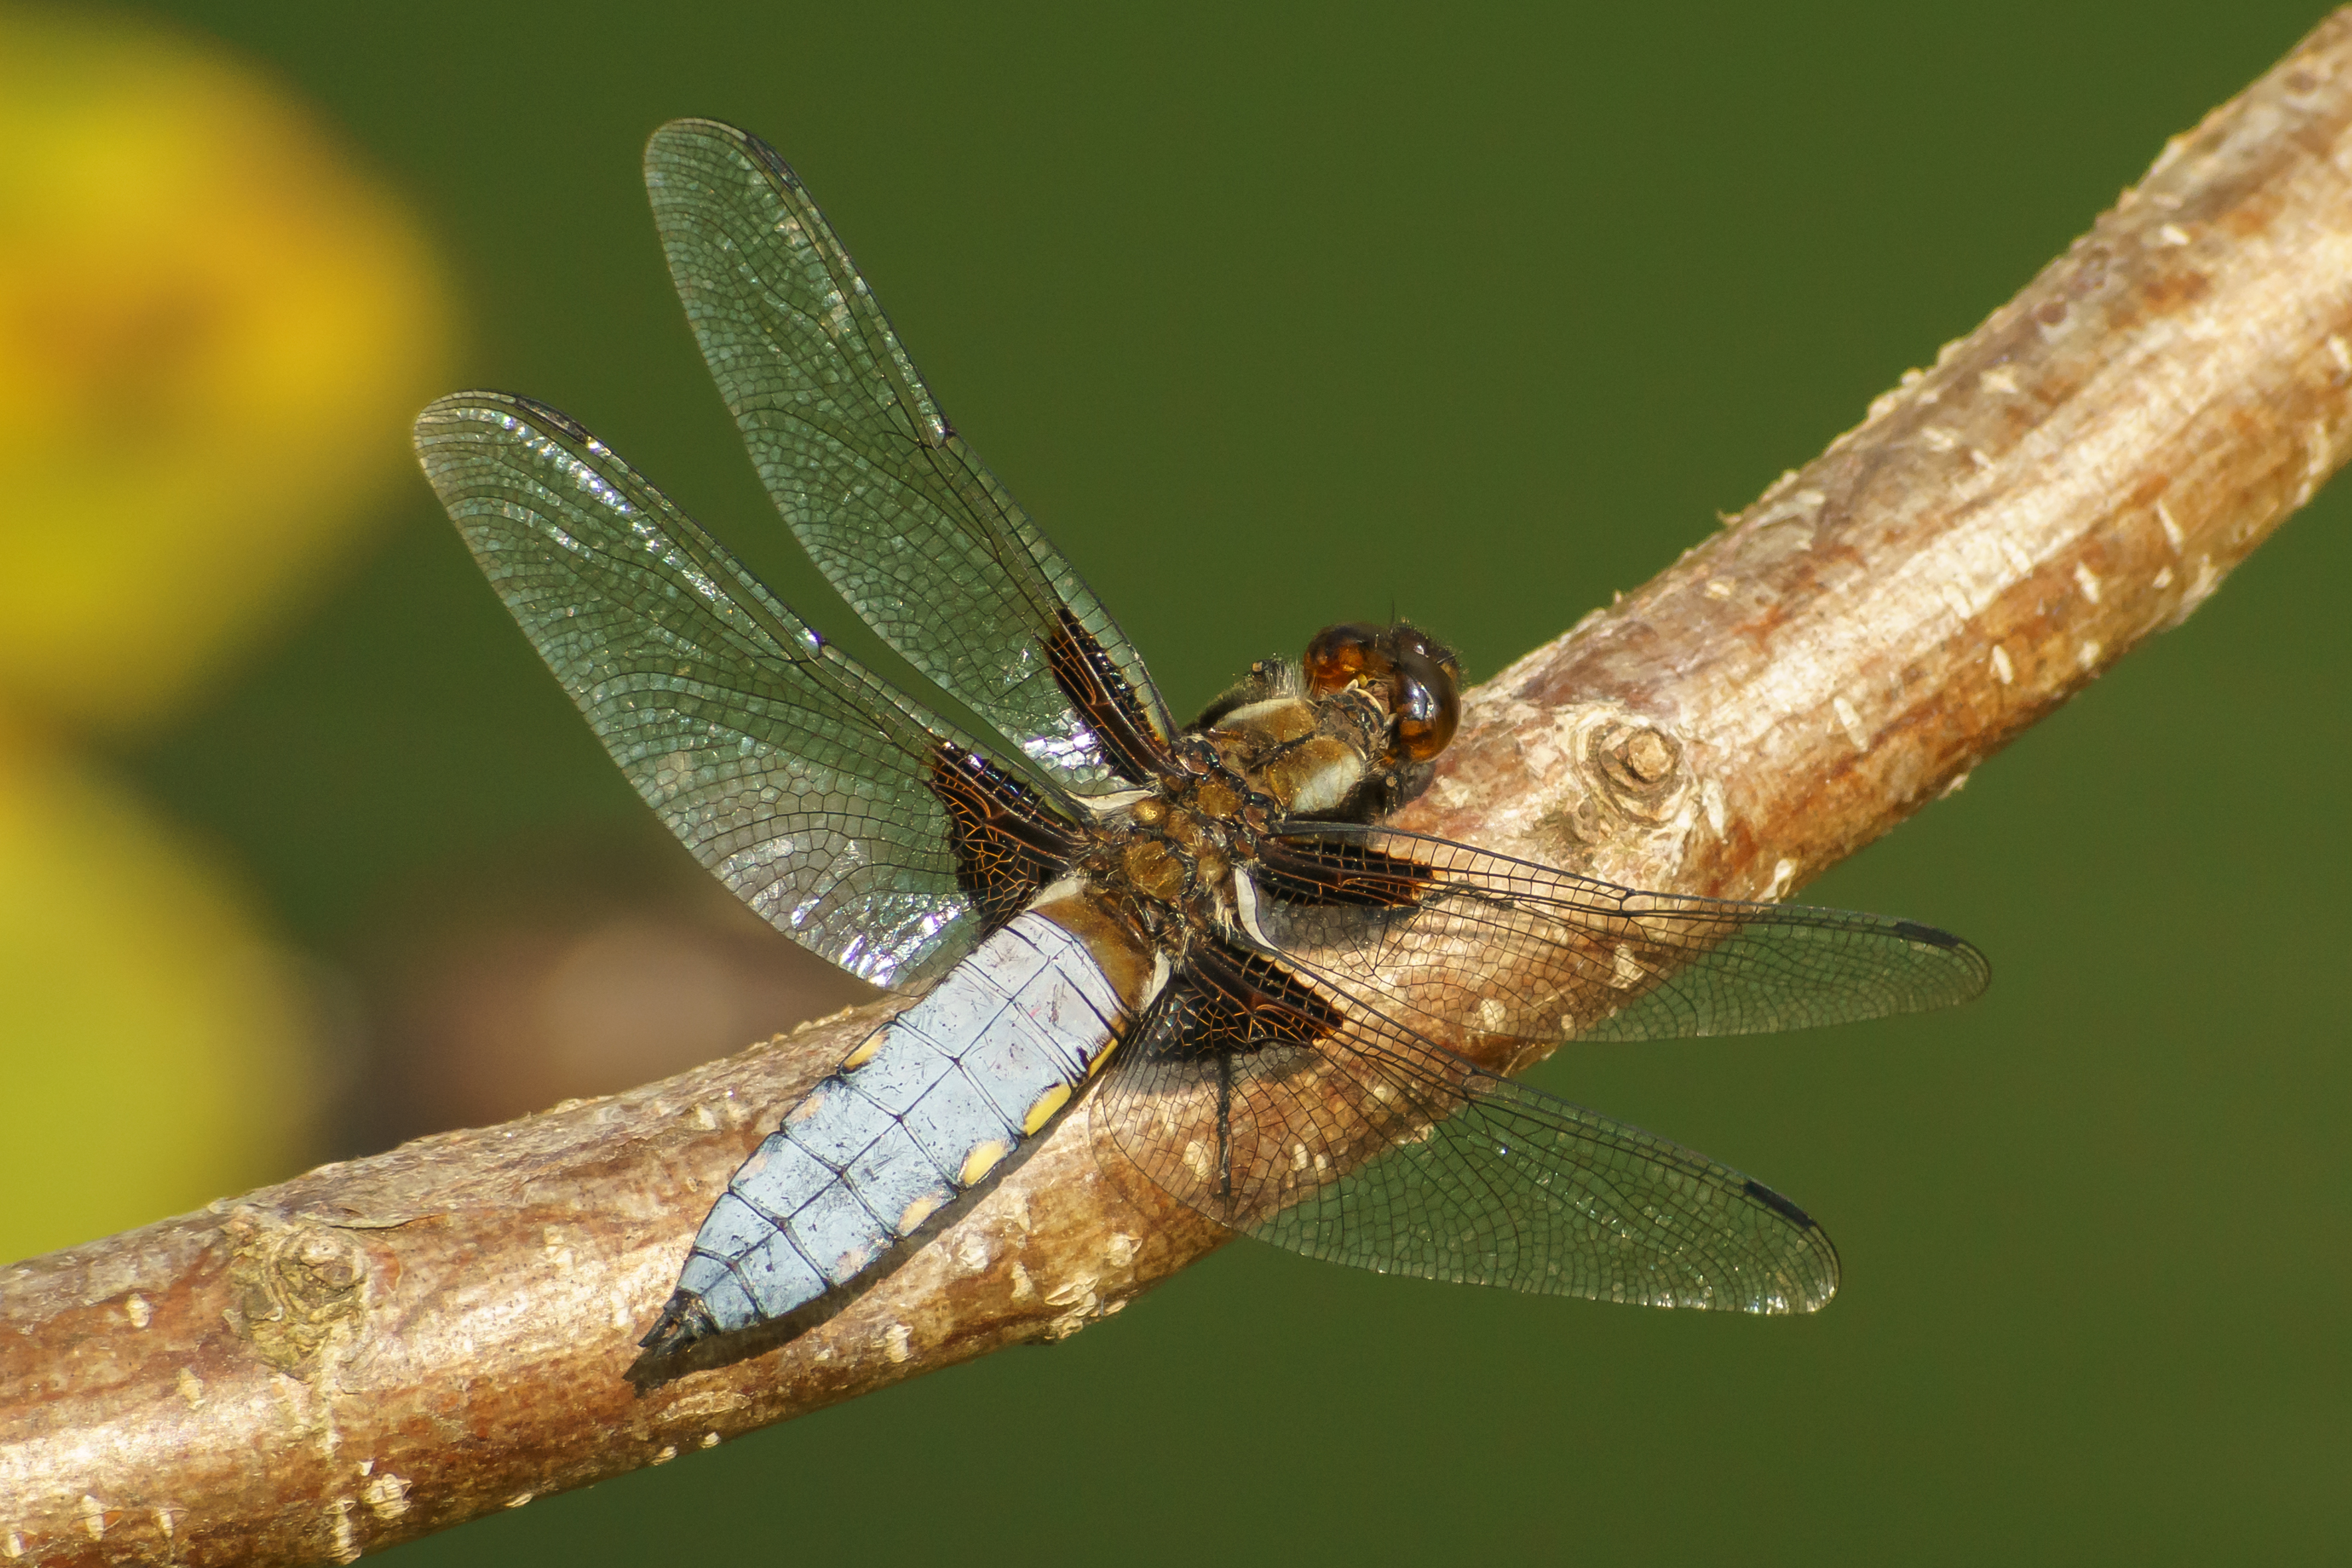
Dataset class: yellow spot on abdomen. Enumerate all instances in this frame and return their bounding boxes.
[959,1139,1010,1187]
[898,1190,948,1235]
[1022,1082,1073,1135]
[840,1030,884,1071]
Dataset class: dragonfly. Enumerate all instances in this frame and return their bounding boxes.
[413,119,1988,1360]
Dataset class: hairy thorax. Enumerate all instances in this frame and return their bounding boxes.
[1089,688,1394,949]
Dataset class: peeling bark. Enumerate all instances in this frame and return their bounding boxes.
[9,13,2352,1564]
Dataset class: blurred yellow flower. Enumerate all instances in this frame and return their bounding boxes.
[0,718,317,1261]
[0,6,449,731]
[0,9,452,1258]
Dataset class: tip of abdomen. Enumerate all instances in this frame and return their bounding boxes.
[637,1290,720,1358]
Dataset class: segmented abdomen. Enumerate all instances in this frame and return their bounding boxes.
[662,911,1126,1338]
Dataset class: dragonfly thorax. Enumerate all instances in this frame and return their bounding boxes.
[1085,681,1413,951]
[1196,691,1391,817]
[1186,621,1465,824]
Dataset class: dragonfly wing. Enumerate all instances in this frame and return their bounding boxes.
[414,391,1085,990]
[1243,824,1989,1052]
[1094,937,1838,1312]
[643,118,1174,792]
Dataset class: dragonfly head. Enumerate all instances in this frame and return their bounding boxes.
[1301,621,1463,764]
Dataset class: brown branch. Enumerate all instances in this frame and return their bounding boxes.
[9,14,2352,1563]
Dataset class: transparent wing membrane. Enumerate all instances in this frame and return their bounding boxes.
[1247,824,1988,1052]
[644,119,1173,793]
[414,391,1073,989]
[1096,963,1838,1313]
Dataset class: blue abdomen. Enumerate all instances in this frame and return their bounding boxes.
[653,910,1129,1344]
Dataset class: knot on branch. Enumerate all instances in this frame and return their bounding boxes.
[221,1206,370,1374]
[1531,700,1696,856]
[1591,716,1687,821]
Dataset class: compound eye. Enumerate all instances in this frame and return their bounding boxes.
[1391,625,1437,661]
[1303,622,1384,694]
[1389,623,1462,684]
[1389,645,1462,761]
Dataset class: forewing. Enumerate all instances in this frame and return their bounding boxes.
[1095,969,1837,1312]
[643,118,1174,791]
[414,391,1074,990]
[1245,825,1989,1052]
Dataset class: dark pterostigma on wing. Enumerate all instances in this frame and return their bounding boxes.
[643,118,1174,797]
[1095,970,1842,1314]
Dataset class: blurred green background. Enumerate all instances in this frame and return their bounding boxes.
[4,1,2347,1562]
